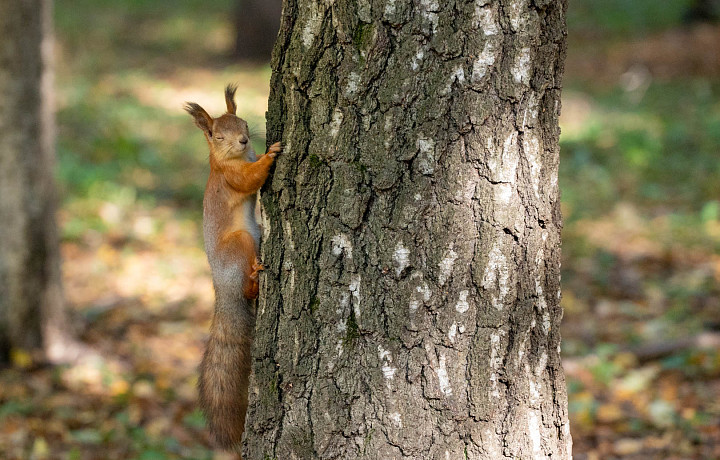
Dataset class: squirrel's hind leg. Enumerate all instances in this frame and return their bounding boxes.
[219,230,261,299]
[245,258,264,299]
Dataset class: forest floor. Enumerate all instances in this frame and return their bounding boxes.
[559,23,720,460]
[1,1,720,459]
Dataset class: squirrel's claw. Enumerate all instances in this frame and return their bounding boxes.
[267,142,282,158]
[249,258,264,280]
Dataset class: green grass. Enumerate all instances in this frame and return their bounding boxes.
[560,76,720,340]
[561,80,720,220]
[568,0,693,37]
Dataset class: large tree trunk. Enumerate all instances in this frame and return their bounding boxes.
[0,0,74,364]
[246,0,571,458]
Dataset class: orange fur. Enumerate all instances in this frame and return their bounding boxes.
[185,86,281,452]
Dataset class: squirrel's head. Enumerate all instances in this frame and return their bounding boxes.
[184,84,252,160]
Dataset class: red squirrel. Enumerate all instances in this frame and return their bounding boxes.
[185,85,281,450]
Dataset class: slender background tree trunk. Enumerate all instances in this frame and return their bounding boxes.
[246,0,571,458]
[0,0,74,364]
[234,0,283,61]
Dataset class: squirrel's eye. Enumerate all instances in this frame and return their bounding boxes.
[215,136,224,141]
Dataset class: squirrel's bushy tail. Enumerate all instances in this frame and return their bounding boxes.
[198,293,254,451]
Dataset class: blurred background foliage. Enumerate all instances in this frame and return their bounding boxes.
[561,0,720,458]
[0,0,719,458]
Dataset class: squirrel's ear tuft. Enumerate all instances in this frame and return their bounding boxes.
[184,102,213,136]
[225,84,238,115]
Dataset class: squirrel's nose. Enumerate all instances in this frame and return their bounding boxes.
[238,134,248,145]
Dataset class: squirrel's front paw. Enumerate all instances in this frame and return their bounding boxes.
[267,142,282,159]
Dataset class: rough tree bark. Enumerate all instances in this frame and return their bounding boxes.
[246,0,571,458]
[0,0,75,364]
